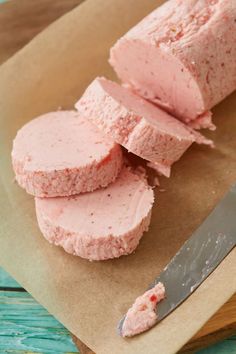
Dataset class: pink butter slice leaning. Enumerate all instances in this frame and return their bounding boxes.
[12,111,123,197]
[120,282,165,337]
[75,77,212,177]
[110,0,236,128]
[35,167,154,261]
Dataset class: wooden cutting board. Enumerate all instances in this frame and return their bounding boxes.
[0,0,235,353]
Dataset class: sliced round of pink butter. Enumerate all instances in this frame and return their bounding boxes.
[12,111,123,197]
[35,167,154,261]
[75,77,212,177]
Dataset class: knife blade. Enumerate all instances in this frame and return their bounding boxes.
[119,183,236,336]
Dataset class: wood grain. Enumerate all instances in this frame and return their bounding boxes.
[0,290,78,353]
[0,1,235,353]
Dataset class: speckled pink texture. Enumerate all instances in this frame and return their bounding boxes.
[75,77,212,177]
[110,0,236,127]
[35,167,154,261]
[121,282,165,337]
[12,111,123,197]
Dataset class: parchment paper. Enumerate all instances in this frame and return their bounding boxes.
[0,1,235,353]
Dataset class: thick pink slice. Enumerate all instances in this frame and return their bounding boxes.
[75,77,212,177]
[110,0,236,127]
[12,111,123,197]
[35,167,154,261]
[120,282,165,337]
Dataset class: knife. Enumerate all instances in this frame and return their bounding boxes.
[119,183,236,337]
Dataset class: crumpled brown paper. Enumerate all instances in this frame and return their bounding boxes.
[0,1,235,353]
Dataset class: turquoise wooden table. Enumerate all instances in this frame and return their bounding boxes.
[0,268,78,353]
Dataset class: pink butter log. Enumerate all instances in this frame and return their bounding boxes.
[120,282,165,337]
[12,111,123,197]
[35,167,154,261]
[110,0,236,128]
[75,77,212,177]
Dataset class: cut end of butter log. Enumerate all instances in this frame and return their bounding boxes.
[109,0,236,129]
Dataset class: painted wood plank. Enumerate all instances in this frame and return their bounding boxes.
[0,291,78,353]
[197,336,236,354]
[0,268,21,288]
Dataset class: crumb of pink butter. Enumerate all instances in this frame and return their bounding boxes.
[147,161,171,178]
[120,282,165,337]
[187,111,216,131]
[153,176,160,187]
